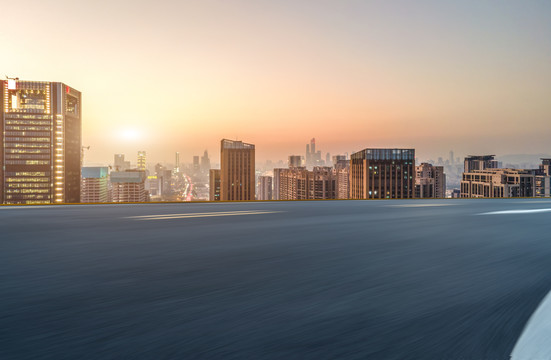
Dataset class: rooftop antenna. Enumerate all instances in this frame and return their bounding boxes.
[5,75,20,80]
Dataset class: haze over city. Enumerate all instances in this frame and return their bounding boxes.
[2,0,550,164]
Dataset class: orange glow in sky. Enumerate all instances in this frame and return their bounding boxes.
[1,0,550,165]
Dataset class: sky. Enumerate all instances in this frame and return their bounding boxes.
[1,0,550,166]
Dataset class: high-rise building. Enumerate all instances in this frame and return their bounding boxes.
[305,138,323,168]
[81,167,109,203]
[415,163,446,198]
[464,155,499,173]
[137,151,146,171]
[201,150,211,173]
[114,154,130,171]
[273,168,282,200]
[336,164,350,199]
[209,169,221,201]
[220,139,255,201]
[110,170,147,202]
[174,152,180,175]
[1,79,82,204]
[277,166,336,200]
[257,175,273,200]
[350,148,415,199]
[288,155,302,168]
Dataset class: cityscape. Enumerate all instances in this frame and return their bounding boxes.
[1,79,550,205]
[2,1,551,359]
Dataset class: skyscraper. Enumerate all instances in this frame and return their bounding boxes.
[201,150,211,173]
[209,169,221,201]
[81,167,109,203]
[174,152,180,174]
[220,139,255,201]
[137,151,146,171]
[350,148,415,199]
[257,175,273,200]
[1,79,81,204]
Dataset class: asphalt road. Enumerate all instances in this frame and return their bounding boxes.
[2,199,551,359]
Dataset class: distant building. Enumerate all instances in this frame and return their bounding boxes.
[193,156,200,173]
[114,154,131,171]
[137,151,146,171]
[451,189,461,198]
[536,159,551,197]
[81,167,109,203]
[277,166,336,200]
[110,170,147,202]
[174,152,180,175]
[220,139,255,201]
[201,150,211,173]
[415,163,446,198]
[257,176,273,200]
[305,138,323,168]
[209,169,221,201]
[1,79,82,204]
[146,175,161,197]
[350,148,415,199]
[288,155,302,168]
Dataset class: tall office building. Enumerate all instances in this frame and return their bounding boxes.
[220,139,255,201]
[277,166,336,200]
[137,151,146,171]
[193,156,200,173]
[81,167,109,203]
[257,175,273,200]
[1,79,81,204]
[209,169,221,201]
[415,163,446,198]
[110,170,147,202]
[350,148,415,199]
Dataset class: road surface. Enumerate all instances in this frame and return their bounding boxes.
[2,199,551,359]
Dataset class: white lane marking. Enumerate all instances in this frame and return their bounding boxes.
[478,208,551,215]
[386,204,457,208]
[126,210,275,219]
[127,210,283,221]
[511,290,551,359]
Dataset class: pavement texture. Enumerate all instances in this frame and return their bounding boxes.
[2,199,551,359]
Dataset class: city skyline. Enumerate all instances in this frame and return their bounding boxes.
[2,0,550,164]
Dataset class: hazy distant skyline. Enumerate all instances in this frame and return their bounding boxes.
[2,0,550,165]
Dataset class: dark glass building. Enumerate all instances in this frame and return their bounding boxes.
[0,79,81,204]
[350,148,415,199]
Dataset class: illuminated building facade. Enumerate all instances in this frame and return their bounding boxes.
[209,169,221,201]
[137,151,146,171]
[0,79,81,204]
[220,139,255,201]
[350,148,415,199]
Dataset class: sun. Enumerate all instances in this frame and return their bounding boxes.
[120,128,142,141]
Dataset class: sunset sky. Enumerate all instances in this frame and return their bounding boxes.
[1,0,550,166]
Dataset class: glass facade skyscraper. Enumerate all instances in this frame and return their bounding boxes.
[0,79,81,204]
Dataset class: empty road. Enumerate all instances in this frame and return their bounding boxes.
[2,199,551,359]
